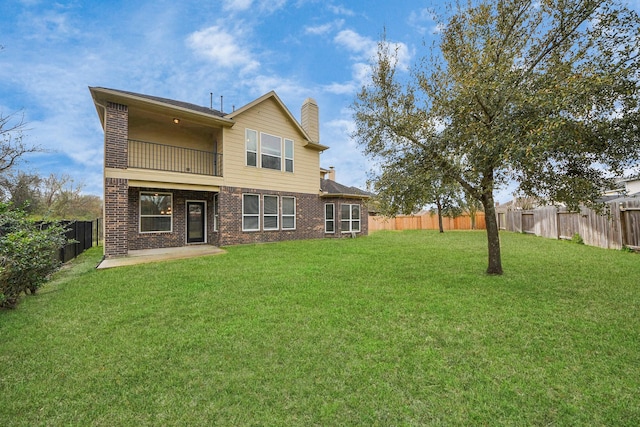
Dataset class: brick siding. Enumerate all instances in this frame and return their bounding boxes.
[104,178,129,258]
[319,196,369,238]
[128,188,216,251]
[109,184,368,255]
[105,102,128,169]
[103,102,129,258]
[217,186,368,246]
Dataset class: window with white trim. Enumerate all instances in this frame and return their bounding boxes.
[213,193,219,231]
[261,133,282,170]
[341,204,361,233]
[325,203,335,233]
[263,195,279,230]
[282,196,296,230]
[140,192,172,233]
[246,129,258,167]
[242,194,260,231]
[284,139,294,173]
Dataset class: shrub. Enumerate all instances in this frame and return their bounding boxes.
[0,203,68,309]
[571,233,584,245]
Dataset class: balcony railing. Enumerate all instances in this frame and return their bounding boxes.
[128,139,222,177]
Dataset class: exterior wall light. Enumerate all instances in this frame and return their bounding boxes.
[173,118,180,124]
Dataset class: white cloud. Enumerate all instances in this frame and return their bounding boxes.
[408,8,443,35]
[333,29,412,89]
[334,29,377,56]
[223,0,253,11]
[305,22,334,36]
[334,29,411,69]
[187,24,259,73]
[328,4,355,16]
[320,115,370,188]
[248,75,313,104]
[223,0,287,14]
[304,19,345,36]
[323,82,355,95]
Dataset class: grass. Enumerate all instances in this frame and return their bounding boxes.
[1,230,639,426]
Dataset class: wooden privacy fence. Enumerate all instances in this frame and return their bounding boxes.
[496,198,640,250]
[369,212,486,232]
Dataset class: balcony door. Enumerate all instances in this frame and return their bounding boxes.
[187,201,206,243]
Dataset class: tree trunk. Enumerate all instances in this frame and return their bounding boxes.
[481,193,503,275]
[436,199,444,233]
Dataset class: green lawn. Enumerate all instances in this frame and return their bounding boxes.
[1,230,639,426]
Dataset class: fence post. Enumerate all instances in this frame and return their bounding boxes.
[619,203,628,248]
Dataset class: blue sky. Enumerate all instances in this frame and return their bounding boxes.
[1,0,639,202]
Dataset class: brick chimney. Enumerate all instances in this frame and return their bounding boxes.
[301,98,319,143]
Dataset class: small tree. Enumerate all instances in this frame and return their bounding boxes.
[370,148,465,230]
[353,0,640,274]
[0,171,42,214]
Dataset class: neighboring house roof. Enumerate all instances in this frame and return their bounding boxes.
[228,91,329,152]
[320,179,371,199]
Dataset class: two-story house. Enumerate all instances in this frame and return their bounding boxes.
[89,87,369,259]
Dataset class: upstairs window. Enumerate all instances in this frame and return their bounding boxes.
[284,139,294,173]
[246,129,258,167]
[261,133,282,170]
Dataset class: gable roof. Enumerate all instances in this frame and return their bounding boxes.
[89,87,235,127]
[90,87,330,151]
[227,91,329,152]
[321,179,371,199]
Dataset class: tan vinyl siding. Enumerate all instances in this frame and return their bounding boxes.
[129,114,221,152]
[221,97,321,194]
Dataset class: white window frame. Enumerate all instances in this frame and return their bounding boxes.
[282,196,296,230]
[341,203,361,233]
[284,139,294,173]
[213,193,219,231]
[263,195,279,230]
[242,194,260,232]
[260,132,282,171]
[246,129,258,167]
[325,203,335,234]
[140,191,173,233]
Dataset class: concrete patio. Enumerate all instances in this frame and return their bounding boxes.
[97,245,226,269]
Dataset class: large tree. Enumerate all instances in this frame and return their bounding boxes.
[353,0,640,274]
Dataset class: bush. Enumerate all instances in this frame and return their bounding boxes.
[0,203,68,309]
[571,233,584,245]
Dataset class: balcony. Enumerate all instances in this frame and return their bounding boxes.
[128,139,222,177]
